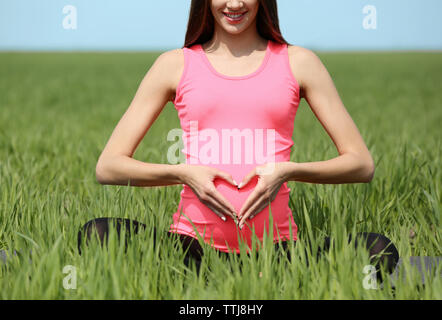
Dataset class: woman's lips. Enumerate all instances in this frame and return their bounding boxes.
[222,11,248,23]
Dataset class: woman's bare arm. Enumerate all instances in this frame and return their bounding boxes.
[95,49,186,187]
[279,46,375,184]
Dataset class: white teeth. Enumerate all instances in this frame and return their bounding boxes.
[225,13,244,19]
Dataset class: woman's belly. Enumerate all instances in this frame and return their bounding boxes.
[170,164,297,253]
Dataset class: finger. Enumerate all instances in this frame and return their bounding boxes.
[238,168,257,189]
[208,197,232,219]
[207,190,237,219]
[200,193,229,221]
[239,189,269,224]
[207,185,237,214]
[215,170,238,188]
[249,202,269,220]
[239,199,269,229]
[210,206,227,222]
[238,186,264,219]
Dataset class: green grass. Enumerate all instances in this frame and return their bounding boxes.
[0,51,441,299]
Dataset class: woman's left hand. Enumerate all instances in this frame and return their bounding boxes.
[237,162,290,229]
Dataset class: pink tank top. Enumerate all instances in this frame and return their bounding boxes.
[169,39,301,253]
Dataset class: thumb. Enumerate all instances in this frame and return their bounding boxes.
[238,168,257,189]
[214,170,238,187]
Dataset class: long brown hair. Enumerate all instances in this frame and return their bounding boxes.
[182,0,291,48]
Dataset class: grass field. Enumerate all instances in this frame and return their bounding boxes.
[0,51,441,299]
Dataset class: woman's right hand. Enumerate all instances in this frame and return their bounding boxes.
[178,164,238,221]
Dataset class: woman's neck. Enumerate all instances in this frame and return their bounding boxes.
[203,27,267,57]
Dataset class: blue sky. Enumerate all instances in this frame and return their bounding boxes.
[0,0,441,51]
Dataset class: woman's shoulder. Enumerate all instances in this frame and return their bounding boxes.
[153,49,186,102]
[286,44,327,91]
[287,44,321,64]
[155,48,184,69]
[153,48,185,81]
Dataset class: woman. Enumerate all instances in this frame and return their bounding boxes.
[78,0,399,280]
